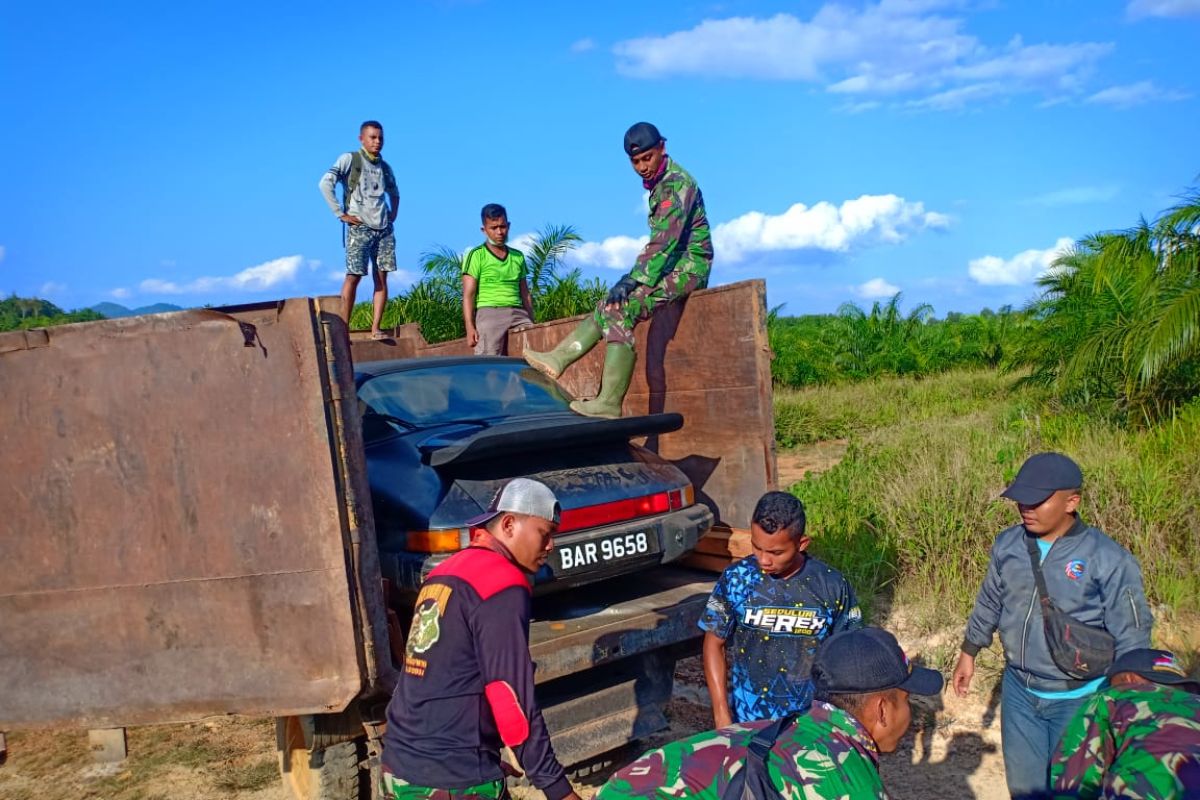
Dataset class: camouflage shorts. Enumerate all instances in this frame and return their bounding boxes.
[345,223,397,276]
[381,771,508,800]
[594,270,704,345]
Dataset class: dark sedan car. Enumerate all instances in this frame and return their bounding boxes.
[356,356,713,594]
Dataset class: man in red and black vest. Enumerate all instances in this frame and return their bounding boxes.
[380,478,580,800]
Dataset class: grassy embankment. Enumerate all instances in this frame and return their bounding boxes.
[776,369,1200,677]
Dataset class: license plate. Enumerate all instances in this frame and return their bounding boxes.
[554,530,659,573]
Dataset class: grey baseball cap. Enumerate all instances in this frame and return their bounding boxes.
[466,478,561,527]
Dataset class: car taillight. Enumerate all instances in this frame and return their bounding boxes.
[407,528,469,553]
[557,486,692,533]
[667,485,694,510]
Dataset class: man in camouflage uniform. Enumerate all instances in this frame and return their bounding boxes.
[524,122,712,418]
[596,627,943,800]
[1050,648,1200,799]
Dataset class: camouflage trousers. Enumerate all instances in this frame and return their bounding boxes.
[345,222,397,276]
[593,270,704,345]
[381,771,508,800]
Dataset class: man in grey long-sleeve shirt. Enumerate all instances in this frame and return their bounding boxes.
[951,452,1152,799]
[319,120,399,338]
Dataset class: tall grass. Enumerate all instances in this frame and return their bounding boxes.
[789,371,1200,632]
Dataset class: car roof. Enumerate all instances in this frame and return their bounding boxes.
[354,355,525,379]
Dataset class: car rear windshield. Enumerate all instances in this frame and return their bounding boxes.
[358,362,574,428]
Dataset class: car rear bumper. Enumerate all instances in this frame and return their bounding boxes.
[382,504,714,593]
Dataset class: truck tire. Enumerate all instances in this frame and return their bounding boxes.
[277,715,370,800]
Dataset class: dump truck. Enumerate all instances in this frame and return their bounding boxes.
[0,279,777,799]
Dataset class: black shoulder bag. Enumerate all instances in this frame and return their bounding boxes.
[720,714,797,800]
[1024,535,1115,682]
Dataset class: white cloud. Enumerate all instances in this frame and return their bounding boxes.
[968,237,1074,286]
[1085,80,1190,109]
[570,37,596,53]
[138,255,307,295]
[713,194,950,263]
[109,287,132,300]
[612,3,1112,109]
[835,100,883,114]
[1127,0,1200,19]
[570,235,649,269]
[0,245,6,263]
[857,277,901,299]
[1027,185,1119,206]
[40,282,66,296]
[570,193,948,270]
[510,231,539,255]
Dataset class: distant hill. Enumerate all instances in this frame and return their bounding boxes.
[1,295,106,331]
[91,301,184,318]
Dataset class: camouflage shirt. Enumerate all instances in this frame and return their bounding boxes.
[1050,684,1200,799]
[629,157,713,288]
[596,702,887,800]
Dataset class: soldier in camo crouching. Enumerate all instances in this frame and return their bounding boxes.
[596,628,944,800]
[1050,648,1200,799]
[524,122,712,418]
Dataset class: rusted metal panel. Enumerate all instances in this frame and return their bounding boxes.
[0,300,379,730]
[350,279,777,528]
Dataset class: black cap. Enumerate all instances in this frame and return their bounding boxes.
[813,628,944,696]
[624,122,664,156]
[1000,452,1083,505]
[1107,648,1200,693]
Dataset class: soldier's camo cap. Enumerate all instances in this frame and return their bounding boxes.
[466,478,561,527]
[1107,648,1200,693]
[813,628,944,696]
[624,122,664,156]
[1001,451,1083,505]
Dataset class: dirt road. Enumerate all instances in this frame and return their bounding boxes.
[0,655,1009,800]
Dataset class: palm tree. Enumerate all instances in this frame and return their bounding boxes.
[354,224,598,342]
[1012,187,1200,417]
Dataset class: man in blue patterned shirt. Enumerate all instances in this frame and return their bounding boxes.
[699,492,862,726]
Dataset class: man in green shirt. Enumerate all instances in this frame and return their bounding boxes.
[524,122,712,417]
[462,203,535,356]
[596,627,943,800]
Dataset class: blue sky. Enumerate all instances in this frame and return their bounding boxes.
[1,0,1196,317]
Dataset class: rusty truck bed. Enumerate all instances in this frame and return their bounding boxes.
[0,299,393,730]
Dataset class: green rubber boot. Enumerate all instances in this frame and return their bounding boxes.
[570,343,636,418]
[523,317,602,379]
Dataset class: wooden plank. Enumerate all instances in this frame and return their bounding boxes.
[680,552,736,574]
[693,528,752,559]
[349,280,777,529]
[88,728,127,764]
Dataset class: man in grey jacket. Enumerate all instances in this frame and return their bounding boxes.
[319,120,399,339]
[952,452,1152,799]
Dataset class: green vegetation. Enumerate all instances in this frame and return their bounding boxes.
[769,298,1026,388]
[777,187,1200,670]
[792,370,1200,636]
[0,295,105,331]
[349,224,607,339]
[1011,189,1200,420]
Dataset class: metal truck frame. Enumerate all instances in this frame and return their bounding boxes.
[0,280,776,800]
